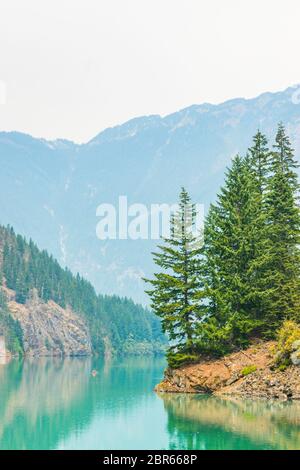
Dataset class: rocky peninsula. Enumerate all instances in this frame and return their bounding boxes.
[156,340,300,400]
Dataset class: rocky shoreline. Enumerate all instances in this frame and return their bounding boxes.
[155,341,300,400]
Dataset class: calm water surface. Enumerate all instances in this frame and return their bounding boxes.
[0,356,300,450]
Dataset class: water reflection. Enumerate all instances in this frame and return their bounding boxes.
[1,358,300,450]
[0,358,93,449]
[158,393,300,450]
[0,357,165,450]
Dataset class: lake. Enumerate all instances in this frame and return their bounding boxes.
[0,356,300,450]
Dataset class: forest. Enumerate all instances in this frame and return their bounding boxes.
[145,124,300,368]
[0,225,166,355]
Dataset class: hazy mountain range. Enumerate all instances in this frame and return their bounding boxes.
[1,85,300,303]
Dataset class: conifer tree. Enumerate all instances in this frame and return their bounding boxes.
[245,130,273,322]
[144,188,204,367]
[145,126,300,365]
[262,124,300,331]
[198,156,264,354]
[248,130,270,195]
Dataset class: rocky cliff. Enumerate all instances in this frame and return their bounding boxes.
[156,341,300,400]
[3,287,91,357]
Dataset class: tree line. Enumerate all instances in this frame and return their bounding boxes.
[0,226,166,355]
[145,124,300,368]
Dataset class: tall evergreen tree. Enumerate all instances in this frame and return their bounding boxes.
[248,130,270,195]
[198,156,264,355]
[262,124,300,331]
[146,126,300,366]
[144,188,204,367]
[245,130,273,323]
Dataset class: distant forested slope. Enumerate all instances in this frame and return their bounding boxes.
[0,225,166,355]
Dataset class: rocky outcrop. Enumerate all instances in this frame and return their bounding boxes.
[290,340,300,366]
[155,341,300,400]
[6,289,91,356]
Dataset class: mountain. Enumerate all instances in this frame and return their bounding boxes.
[0,85,300,303]
[0,225,166,356]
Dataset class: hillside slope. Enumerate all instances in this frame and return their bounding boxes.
[4,287,91,356]
[0,225,166,356]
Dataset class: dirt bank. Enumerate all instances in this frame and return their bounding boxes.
[155,341,300,400]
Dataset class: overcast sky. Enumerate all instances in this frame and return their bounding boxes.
[0,0,300,143]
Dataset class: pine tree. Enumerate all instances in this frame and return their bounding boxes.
[198,156,264,355]
[145,126,300,364]
[262,124,300,331]
[245,130,273,324]
[144,188,204,367]
[248,130,270,195]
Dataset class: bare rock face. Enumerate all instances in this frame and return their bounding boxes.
[291,341,300,366]
[8,289,91,357]
[155,341,300,400]
[291,351,300,366]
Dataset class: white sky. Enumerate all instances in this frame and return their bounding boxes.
[0,0,300,143]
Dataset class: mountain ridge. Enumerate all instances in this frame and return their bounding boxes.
[3,84,300,147]
[1,84,300,303]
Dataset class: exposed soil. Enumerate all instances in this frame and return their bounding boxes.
[155,341,300,400]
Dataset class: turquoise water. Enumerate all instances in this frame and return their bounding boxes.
[0,356,300,450]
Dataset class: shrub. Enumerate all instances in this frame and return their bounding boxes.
[277,361,289,372]
[167,351,198,369]
[241,365,257,376]
[274,320,300,367]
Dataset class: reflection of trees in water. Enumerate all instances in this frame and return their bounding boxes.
[99,356,164,403]
[159,394,300,450]
[0,357,164,450]
[3,358,299,450]
[0,358,92,449]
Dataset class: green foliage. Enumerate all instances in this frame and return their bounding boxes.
[197,152,267,355]
[146,125,300,367]
[241,365,257,376]
[274,320,300,367]
[198,125,300,358]
[0,226,166,356]
[277,360,290,372]
[122,334,166,355]
[248,129,270,195]
[144,188,205,366]
[261,125,300,332]
[0,290,23,354]
[166,351,199,369]
[277,320,300,353]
